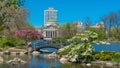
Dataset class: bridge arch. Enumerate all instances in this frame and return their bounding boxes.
[31,40,62,51]
[35,45,61,51]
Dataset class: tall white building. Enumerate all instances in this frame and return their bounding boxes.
[43,8,58,40]
[44,8,58,26]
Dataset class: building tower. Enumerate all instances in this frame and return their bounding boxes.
[44,7,58,26]
[43,8,58,40]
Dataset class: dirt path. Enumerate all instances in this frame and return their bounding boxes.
[8,47,26,52]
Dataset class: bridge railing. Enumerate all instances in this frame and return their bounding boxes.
[31,40,63,49]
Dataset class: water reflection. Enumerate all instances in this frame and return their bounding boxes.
[0,54,118,68]
[28,54,61,68]
[1,42,120,68]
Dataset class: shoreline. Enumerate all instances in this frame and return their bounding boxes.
[0,51,119,67]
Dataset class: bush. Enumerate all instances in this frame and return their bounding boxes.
[94,53,101,60]
[52,37,68,46]
[58,31,98,63]
[114,53,120,58]
[2,46,10,51]
[58,44,75,57]
[0,37,25,48]
[67,43,93,63]
[100,55,112,61]
[94,51,120,61]
[113,58,120,63]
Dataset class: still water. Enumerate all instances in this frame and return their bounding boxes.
[0,54,116,68]
[93,42,120,52]
[0,42,120,68]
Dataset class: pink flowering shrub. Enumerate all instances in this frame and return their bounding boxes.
[15,30,43,43]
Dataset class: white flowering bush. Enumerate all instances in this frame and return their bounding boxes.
[68,43,93,62]
[59,31,98,63]
[68,31,98,44]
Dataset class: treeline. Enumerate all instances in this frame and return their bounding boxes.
[102,11,120,40]
[52,11,120,44]
[0,0,34,38]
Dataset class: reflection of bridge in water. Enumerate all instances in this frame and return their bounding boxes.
[31,40,62,51]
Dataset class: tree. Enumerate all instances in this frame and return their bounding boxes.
[59,31,98,63]
[0,0,34,37]
[87,27,106,40]
[102,11,120,39]
[15,30,43,44]
[84,17,92,30]
[58,23,77,39]
[115,11,120,33]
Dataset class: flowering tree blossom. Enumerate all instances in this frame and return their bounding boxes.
[59,31,99,63]
[15,30,43,43]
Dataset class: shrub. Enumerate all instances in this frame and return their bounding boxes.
[100,55,112,61]
[0,37,25,49]
[58,44,75,57]
[52,37,67,46]
[94,51,120,61]
[113,58,120,63]
[58,31,98,63]
[68,43,93,63]
[114,53,120,58]
[94,54,101,60]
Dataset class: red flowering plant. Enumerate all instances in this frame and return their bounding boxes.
[15,30,43,45]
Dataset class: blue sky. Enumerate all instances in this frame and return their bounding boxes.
[24,0,120,27]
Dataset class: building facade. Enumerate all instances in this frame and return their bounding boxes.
[43,8,58,40]
[44,8,58,26]
[75,21,84,33]
[91,22,104,28]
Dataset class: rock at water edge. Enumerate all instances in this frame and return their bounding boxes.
[32,51,40,56]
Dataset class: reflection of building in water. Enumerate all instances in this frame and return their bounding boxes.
[43,8,58,40]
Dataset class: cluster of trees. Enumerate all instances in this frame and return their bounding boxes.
[15,30,43,43]
[52,23,77,45]
[57,23,77,39]
[0,0,34,38]
[88,11,120,41]
[0,0,35,49]
[102,11,120,40]
[52,11,120,44]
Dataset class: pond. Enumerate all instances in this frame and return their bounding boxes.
[33,40,120,52]
[0,42,120,68]
[93,42,120,52]
[0,54,117,68]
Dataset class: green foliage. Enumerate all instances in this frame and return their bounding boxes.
[52,37,68,46]
[58,44,75,57]
[0,37,25,48]
[67,43,93,63]
[100,55,112,61]
[2,46,10,51]
[59,31,98,63]
[102,11,120,41]
[110,27,120,41]
[0,0,33,38]
[94,51,120,61]
[68,31,98,44]
[87,27,106,40]
[58,23,77,38]
[112,53,120,63]
[113,58,120,63]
